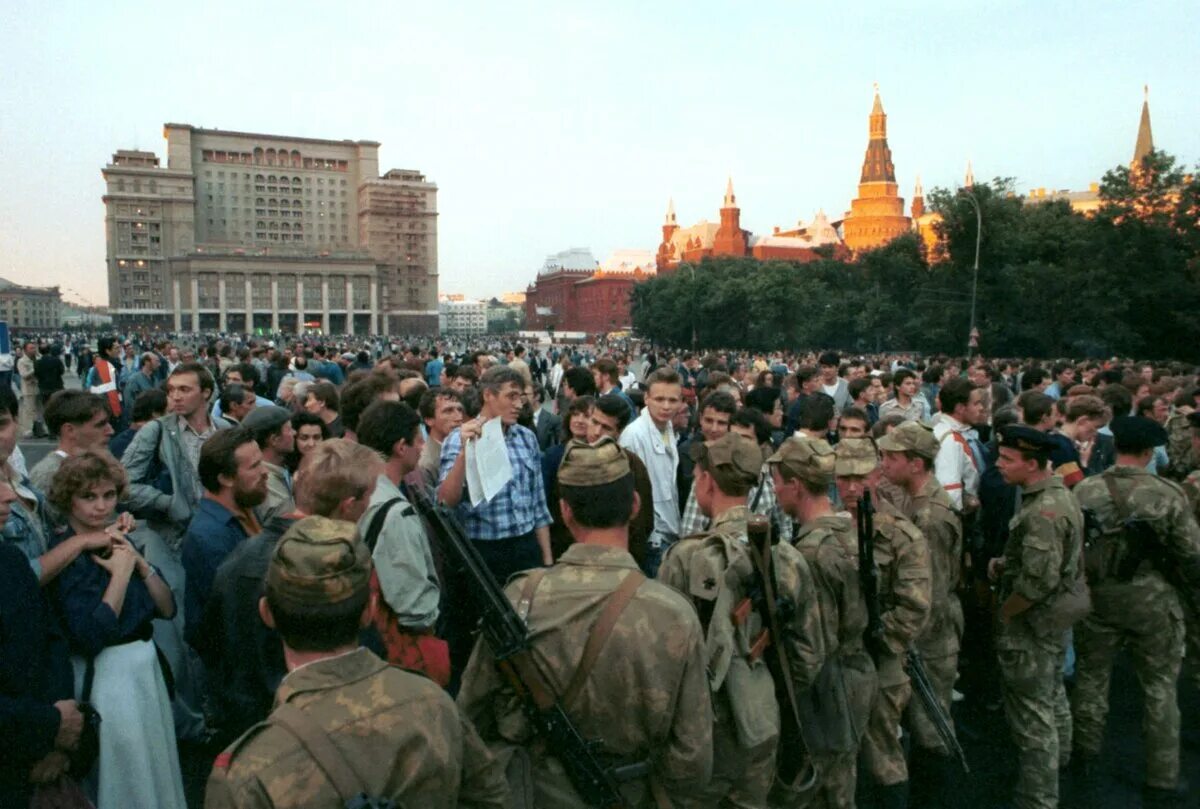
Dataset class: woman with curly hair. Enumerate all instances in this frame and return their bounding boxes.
[48,452,185,809]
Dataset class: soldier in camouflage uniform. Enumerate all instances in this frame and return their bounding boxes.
[877,422,965,798]
[206,516,509,809]
[1180,411,1200,697]
[769,436,878,809]
[1072,416,1200,807]
[835,437,931,809]
[658,432,825,808]
[988,426,1083,809]
[457,437,715,808]
[1163,405,1195,481]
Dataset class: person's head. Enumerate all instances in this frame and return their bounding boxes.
[22,341,36,359]
[293,439,384,522]
[797,393,836,434]
[262,516,373,653]
[592,358,620,392]
[1140,364,1155,383]
[644,368,683,429]
[292,411,329,458]
[168,362,216,418]
[730,407,770,446]
[0,387,17,465]
[242,405,296,462]
[996,425,1053,486]
[1021,367,1049,392]
[588,394,633,443]
[745,386,782,429]
[697,391,738,442]
[796,365,821,395]
[837,406,870,439]
[833,437,880,512]
[44,390,113,451]
[450,365,478,393]
[339,374,400,435]
[1063,395,1108,442]
[357,400,424,473]
[691,433,761,517]
[220,383,256,423]
[479,366,526,426]
[1136,394,1169,425]
[939,377,984,426]
[98,336,119,360]
[564,396,595,442]
[893,368,918,399]
[198,428,269,508]
[139,352,158,375]
[47,451,127,531]
[818,351,839,384]
[1052,361,1075,387]
[0,480,17,531]
[561,367,597,401]
[768,435,836,517]
[877,421,938,487]
[848,377,871,406]
[1016,390,1056,431]
[304,381,340,418]
[418,388,464,442]
[1110,415,1168,465]
[131,388,168,426]
[557,437,638,534]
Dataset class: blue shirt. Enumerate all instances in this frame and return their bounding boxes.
[182,497,251,642]
[438,423,552,541]
[425,357,444,387]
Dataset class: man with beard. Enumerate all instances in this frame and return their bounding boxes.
[182,428,269,646]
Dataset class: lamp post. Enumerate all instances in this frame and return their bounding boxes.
[960,190,982,359]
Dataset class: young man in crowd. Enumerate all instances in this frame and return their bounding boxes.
[28,391,114,493]
[418,387,465,488]
[304,380,344,438]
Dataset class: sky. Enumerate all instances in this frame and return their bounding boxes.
[1,0,1198,307]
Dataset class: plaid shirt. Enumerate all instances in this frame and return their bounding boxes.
[438,423,552,541]
[679,464,793,543]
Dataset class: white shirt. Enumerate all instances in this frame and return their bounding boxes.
[619,408,679,540]
[932,412,980,511]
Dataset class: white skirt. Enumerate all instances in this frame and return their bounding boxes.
[72,639,187,809]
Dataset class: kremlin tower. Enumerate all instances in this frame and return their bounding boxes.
[712,177,749,256]
[842,86,911,252]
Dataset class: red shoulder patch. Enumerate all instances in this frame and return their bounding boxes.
[214,752,233,770]
[1039,511,1057,520]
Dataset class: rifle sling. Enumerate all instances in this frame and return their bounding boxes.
[1103,474,1131,522]
[749,540,807,760]
[271,702,367,804]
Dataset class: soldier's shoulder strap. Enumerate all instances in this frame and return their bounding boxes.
[212,721,272,774]
[269,702,367,805]
[562,570,645,709]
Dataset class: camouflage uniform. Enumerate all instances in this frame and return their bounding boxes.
[659,502,824,808]
[457,543,714,807]
[995,475,1082,809]
[1073,465,1200,791]
[206,516,509,809]
[1183,467,1200,693]
[1163,411,1195,481]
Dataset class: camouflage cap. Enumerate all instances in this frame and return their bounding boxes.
[266,515,371,610]
[767,435,836,487]
[876,421,939,461]
[834,437,879,477]
[558,437,631,487]
[690,432,761,490]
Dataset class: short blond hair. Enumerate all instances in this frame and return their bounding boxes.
[294,439,385,518]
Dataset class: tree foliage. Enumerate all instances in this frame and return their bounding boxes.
[630,151,1200,359]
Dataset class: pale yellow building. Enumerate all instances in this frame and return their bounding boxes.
[0,278,62,329]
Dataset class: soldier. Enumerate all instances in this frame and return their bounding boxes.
[836,437,932,809]
[769,436,878,809]
[205,516,509,809]
[1182,411,1200,696]
[456,437,714,807]
[987,425,1083,809]
[1072,416,1200,807]
[657,433,825,807]
[877,421,965,799]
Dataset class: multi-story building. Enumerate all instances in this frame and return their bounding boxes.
[438,298,487,336]
[102,124,438,334]
[0,278,63,330]
[525,248,653,334]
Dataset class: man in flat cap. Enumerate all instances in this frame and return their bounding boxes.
[456,437,714,807]
[834,437,931,809]
[242,405,296,525]
[206,515,509,809]
[769,436,877,809]
[878,422,965,799]
[656,433,824,807]
[1071,416,1200,807]
[988,424,1084,809]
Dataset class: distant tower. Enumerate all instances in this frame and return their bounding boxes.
[1132,84,1154,169]
[911,175,925,219]
[713,176,748,256]
[655,198,680,272]
[964,160,975,188]
[842,85,911,252]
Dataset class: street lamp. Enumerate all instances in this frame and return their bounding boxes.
[959,190,982,359]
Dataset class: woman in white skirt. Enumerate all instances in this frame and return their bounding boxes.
[48,451,186,809]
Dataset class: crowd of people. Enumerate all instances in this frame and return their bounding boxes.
[2,332,1199,809]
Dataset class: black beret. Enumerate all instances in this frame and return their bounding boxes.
[998,424,1056,459]
[1109,415,1168,452]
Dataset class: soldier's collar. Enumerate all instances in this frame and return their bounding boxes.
[1022,476,1061,495]
[558,542,641,570]
[275,647,387,705]
[710,505,750,532]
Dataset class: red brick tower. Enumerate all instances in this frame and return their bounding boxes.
[656,198,679,272]
[843,86,911,252]
[712,177,748,256]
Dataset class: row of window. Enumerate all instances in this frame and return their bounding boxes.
[200,149,349,172]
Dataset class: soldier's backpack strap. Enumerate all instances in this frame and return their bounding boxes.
[516,567,550,622]
[561,571,645,709]
[270,702,370,806]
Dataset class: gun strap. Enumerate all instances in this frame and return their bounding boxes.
[563,571,645,709]
[517,568,550,622]
[1104,474,1131,522]
[271,702,366,804]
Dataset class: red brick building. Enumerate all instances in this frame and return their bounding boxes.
[524,248,650,335]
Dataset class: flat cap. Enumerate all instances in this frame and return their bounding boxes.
[877,421,939,461]
[767,435,836,487]
[558,437,632,487]
[690,432,761,490]
[1110,415,1169,451]
[998,424,1056,458]
[834,437,879,476]
[266,516,370,610]
[241,405,292,439]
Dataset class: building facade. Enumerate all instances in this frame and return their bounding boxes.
[842,89,911,252]
[524,248,650,334]
[102,125,438,334]
[439,298,487,336]
[0,278,62,330]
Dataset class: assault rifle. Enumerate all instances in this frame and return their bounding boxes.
[409,486,646,808]
[905,646,970,773]
[856,491,887,662]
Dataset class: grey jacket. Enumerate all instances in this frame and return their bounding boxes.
[122,412,232,547]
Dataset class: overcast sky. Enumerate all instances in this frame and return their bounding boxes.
[1,0,1197,307]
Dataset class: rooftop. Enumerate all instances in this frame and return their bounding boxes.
[164,123,380,149]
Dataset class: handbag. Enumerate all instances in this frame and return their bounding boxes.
[68,658,102,778]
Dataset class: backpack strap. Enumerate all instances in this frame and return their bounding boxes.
[362,498,407,553]
[271,702,366,804]
[561,571,645,709]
